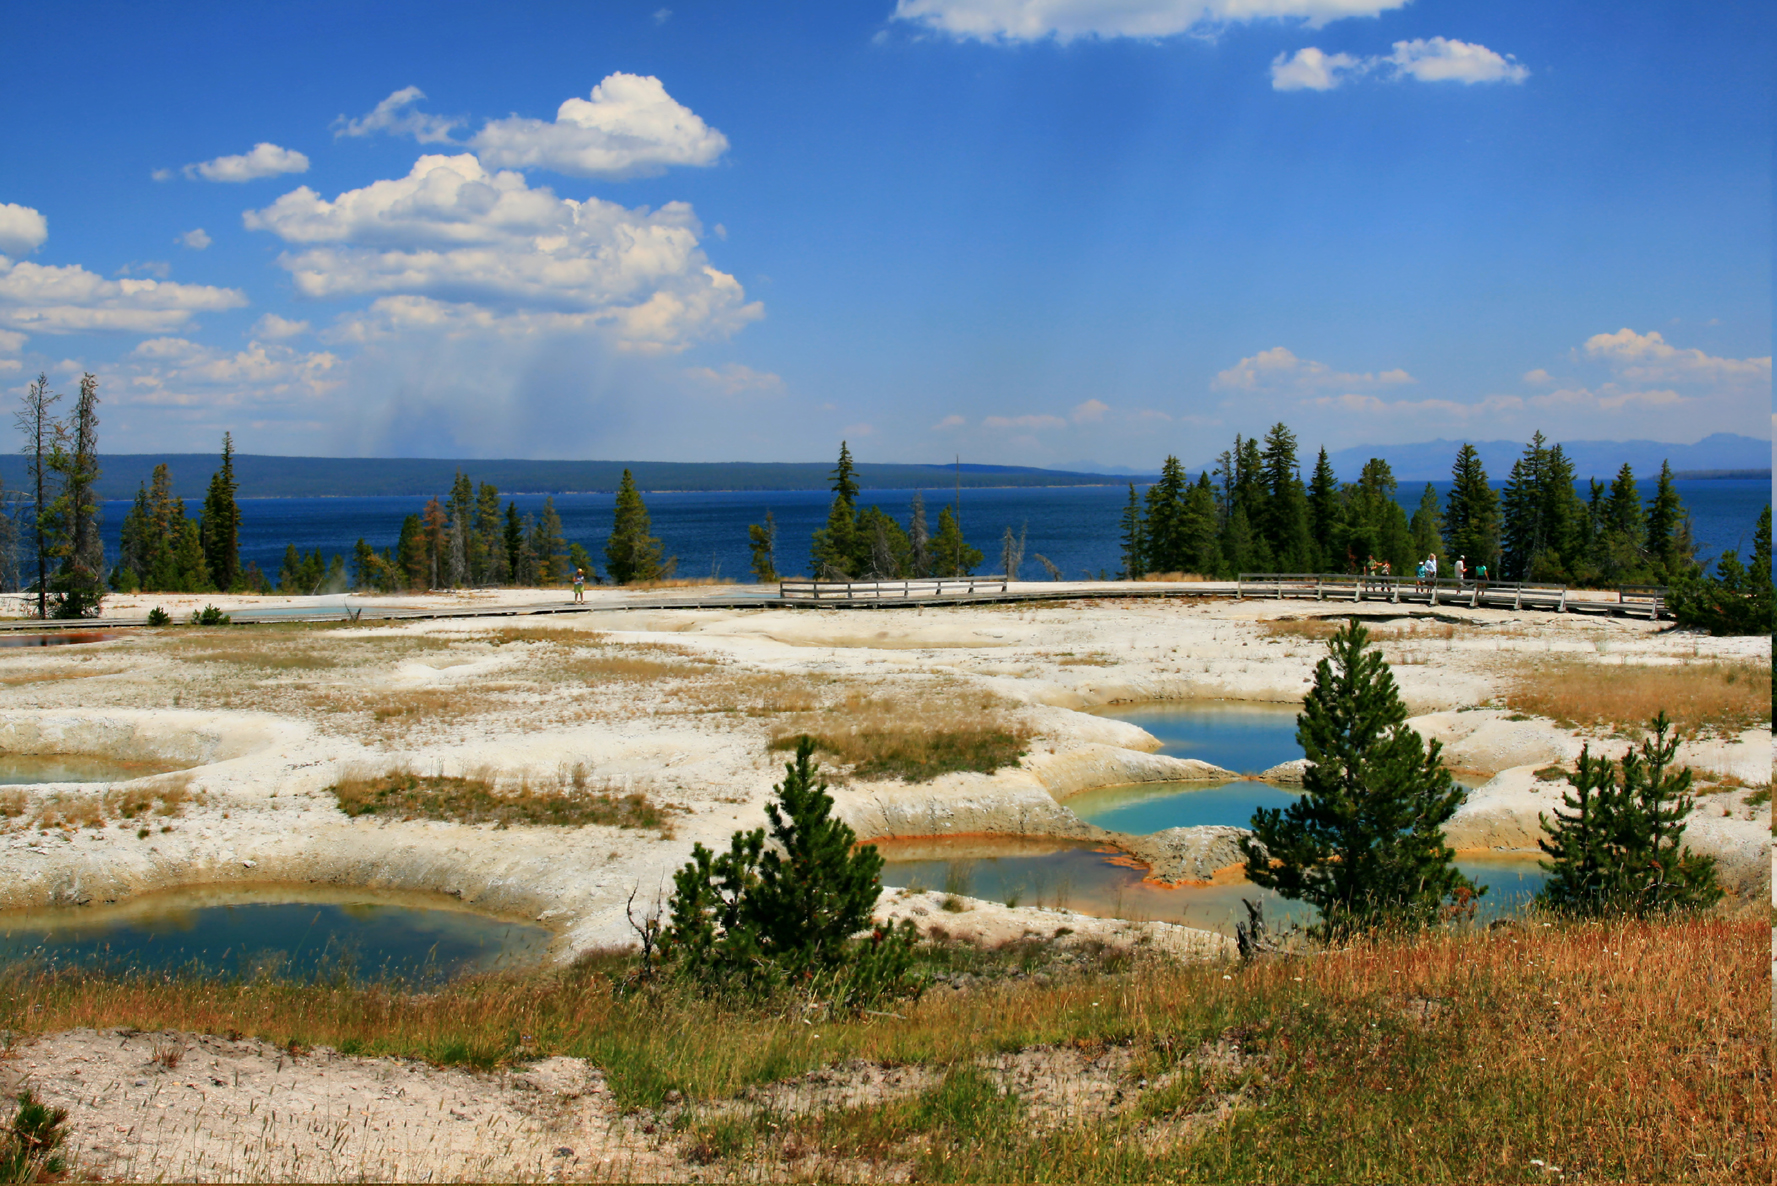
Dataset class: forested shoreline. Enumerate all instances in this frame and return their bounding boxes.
[5,373,1767,621]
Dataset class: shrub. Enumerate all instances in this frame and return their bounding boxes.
[189,604,230,626]
[0,1090,68,1181]
[1669,504,1771,636]
[665,736,917,1003]
[1240,620,1478,936]
[145,606,172,626]
[1536,712,1723,917]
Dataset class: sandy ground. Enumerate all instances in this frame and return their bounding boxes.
[0,589,1768,1182]
[0,590,1766,952]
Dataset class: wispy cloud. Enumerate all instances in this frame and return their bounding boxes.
[333,86,462,144]
[1272,37,1529,91]
[892,0,1409,44]
[182,142,310,182]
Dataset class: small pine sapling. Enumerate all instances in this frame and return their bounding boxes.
[1536,713,1722,916]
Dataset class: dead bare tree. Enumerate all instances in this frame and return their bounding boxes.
[14,374,61,619]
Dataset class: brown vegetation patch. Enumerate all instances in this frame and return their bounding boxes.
[326,766,668,832]
[14,777,196,833]
[767,687,1030,782]
[1504,658,1772,735]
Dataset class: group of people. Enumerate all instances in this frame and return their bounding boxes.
[1413,553,1487,591]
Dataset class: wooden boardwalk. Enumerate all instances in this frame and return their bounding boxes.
[0,573,1670,634]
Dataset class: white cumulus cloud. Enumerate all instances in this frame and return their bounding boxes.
[333,86,462,144]
[252,313,311,340]
[891,0,1406,43]
[1581,327,1770,389]
[1386,37,1529,84]
[1213,346,1413,392]
[471,73,728,179]
[1270,47,1362,91]
[245,153,758,352]
[179,228,212,250]
[121,336,343,409]
[0,256,247,336]
[0,203,49,256]
[186,142,311,182]
[1071,398,1110,422]
[1274,36,1528,91]
[245,152,757,352]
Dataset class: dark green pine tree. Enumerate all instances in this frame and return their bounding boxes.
[1120,482,1148,579]
[810,441,860,579]
[1643,461,1690,580]
[1409,482,1444,565]
[1499,432,1549,579]
[928,504,982,576]
[503,502,524,584]
[535,496,569,583]
[1258,423,1313,569]
[1306,447,1343,571]
[1181,472,1221,576]
[1443,443,1499,576]
[748,510,778,583]
[199,432,241,593]
[605,469,665,584]
[1143,458,1187,573]
[1536,714,1722,917]
[1240,621,1479,936]
[740,737,886,973]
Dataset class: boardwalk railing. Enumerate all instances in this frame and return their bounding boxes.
[1235,573,1670,618]
[1615,584,1667,620]
[779,576,1009,602]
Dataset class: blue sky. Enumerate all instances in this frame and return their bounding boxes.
[0,0,1769,469]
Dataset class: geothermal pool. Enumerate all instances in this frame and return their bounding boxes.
[0,753,190,785]
[877,837,1549,936]
[1072,701,1485,833]
[877,700,1544,935]
[0,886,552,986]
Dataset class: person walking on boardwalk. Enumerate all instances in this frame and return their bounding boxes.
[1454,556,1466,586]
[573,568,586,603]
[1425,552,1438,586]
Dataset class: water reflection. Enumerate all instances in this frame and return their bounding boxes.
[0,753,189,785]
[0,885,551,986]
[1091,700,1303,773]
[876,836,1549,937]
[1068,780,1302,832]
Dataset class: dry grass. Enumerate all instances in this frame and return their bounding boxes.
[2,916,1764,1182]
[326,765,669,833]
[767,688,1029,783]
[1257,618,1341,640]
[16,777,196,833]
[359,688,488,725]
[1055,652,1117,667]
[1259,618,1460,642]
[1504,658,1772,735]
[1139,572,1210,582]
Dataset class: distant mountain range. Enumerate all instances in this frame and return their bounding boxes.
[1323,433,1772,484]
[0,455,1132,502]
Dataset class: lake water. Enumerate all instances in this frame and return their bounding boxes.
[0,886,552,986]
[91,478,1768,585]
[875,837,1547,936]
